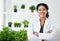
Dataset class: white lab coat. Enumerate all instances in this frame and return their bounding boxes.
[27,18,56,41]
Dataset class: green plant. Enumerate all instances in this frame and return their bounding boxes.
[0,31,2,41]
[11,29,28,41]
[0,26,12,41]
[0,26,28,41]
[10,29,27,41]
[11,31,17,41]
[14,22,21,27]
[13,5,17,12]
[14,22,18,27]
[8,22,12,27]
[19,29,28,41]
[21,4,25,9]
[13,5,17,9]
[17,22,21,27]
[22,20,29,27]
[29,5,36,13]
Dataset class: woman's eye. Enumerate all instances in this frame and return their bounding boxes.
[39,9,41,11]
[38,9,46,11]
[38,9,41,11]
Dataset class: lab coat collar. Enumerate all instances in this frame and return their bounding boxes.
[44,18,49,33]
[39,18,49,33]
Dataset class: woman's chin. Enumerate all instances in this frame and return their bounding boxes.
[40,16,45,18]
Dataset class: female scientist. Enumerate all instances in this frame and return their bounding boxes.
[28,3,56,41]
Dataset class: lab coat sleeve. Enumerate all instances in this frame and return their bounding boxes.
[27,22,39,40]
[39,22,56,40]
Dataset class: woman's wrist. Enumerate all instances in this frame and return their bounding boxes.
[33,32,39,37]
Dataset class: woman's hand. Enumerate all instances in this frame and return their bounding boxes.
[48,30,52,33]
[33,32,39,37]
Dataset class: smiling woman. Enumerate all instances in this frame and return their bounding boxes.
[36,3,49,18]
[28,3,56,41]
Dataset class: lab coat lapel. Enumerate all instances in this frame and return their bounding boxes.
[34,19,40,32]
[34,18,49,33]
[44,18,49,33]
[36,18,42,32]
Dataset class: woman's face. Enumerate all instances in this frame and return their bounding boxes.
[37,5,47,18]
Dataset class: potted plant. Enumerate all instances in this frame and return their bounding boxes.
[29,5,36,13]
[8,22,12,27]
[22,20,29,28]
[13,5,17,12]
[17,22,21,27]
[14,22,18,27]
[21,4,25,12]
[14,22,21,27]
[21,4,25,9]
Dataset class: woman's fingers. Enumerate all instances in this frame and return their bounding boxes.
[33,32,39,37]
[48,30,52,33]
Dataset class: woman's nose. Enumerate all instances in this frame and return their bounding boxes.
[40,11,43,13]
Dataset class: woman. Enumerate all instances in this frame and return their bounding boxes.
[28,3,56,41]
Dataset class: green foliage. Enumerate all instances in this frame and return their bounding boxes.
[8,22,12,24]
[14,22,17,27]
[19,29,27,41]
[13,5,17,9]
[17,22,21,27]
[13,29,27,41]
[22,20,29,27]
[29,5,36,10]
[0,26,27,41]
[21,4,25,9]
[0,26,12,41]
[8,22,12,27]
[14,22,21,27]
